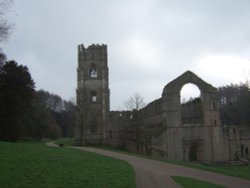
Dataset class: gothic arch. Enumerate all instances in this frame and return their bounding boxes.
[162,71,220,127]
[162,71,217,95]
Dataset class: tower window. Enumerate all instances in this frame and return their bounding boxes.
[90,69,97,78]
[89,63,97,78]
[212,101,216,109]
[91,91,97,102]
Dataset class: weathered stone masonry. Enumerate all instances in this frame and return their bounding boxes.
[131,71,229,163]
[76,44,109,144]
[75,43,250,163]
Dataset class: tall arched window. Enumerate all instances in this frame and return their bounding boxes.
[180,83,201,104]
[90,91,97,102]
[180,83,202,125]
[89,63,97,78]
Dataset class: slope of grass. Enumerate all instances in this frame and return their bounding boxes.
[172,176,224,188]
[0,141,136,188]
[167,161,250,180]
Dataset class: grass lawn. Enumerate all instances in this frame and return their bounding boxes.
[167,160,250,180]
[172,176,224,188]
[0,141,136,188]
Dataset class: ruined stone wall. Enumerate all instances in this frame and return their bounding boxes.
[181,98,203,125]
[75,44,250,163]
[135,99,167,155]
[107,70,250,163]
[107,111,132,147]
[105,70,238,163]
[137,98,162,127]
[228,126,250,160]
[120,71,230,163]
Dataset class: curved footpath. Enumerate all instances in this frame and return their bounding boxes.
[46,142,250,188]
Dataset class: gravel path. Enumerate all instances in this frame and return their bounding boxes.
[46,142,250,188]
[46,141,58,147]
[71,147,250,188]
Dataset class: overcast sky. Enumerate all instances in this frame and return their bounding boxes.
[2,0,250,110]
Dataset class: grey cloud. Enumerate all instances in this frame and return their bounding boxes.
[2,0,250,109]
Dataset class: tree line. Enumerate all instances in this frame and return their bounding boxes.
[0,1,75,142]
[0,52,75,142]
[218,83,250,126]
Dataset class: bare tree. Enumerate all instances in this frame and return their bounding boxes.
[123,92,146,111]
[0,49,6,67]
[0,0,13,41]
[243,69,250,88]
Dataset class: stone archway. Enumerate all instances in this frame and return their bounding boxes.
[189,142,199,161]
[162,71,222,162]
[183,139,203,162]
[162,71,220,128]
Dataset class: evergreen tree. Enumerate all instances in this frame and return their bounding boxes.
[0,60,35,141]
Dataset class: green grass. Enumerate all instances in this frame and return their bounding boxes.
[167,161,250,180]
[0,141,136,188]
[172,176,224,188]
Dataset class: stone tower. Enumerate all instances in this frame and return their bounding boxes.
[75,44,109,145]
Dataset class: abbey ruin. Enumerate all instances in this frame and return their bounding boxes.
[75,44,250,163]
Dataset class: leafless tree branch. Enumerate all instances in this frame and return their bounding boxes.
[123,92,146,111]
[0,0,13,41]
